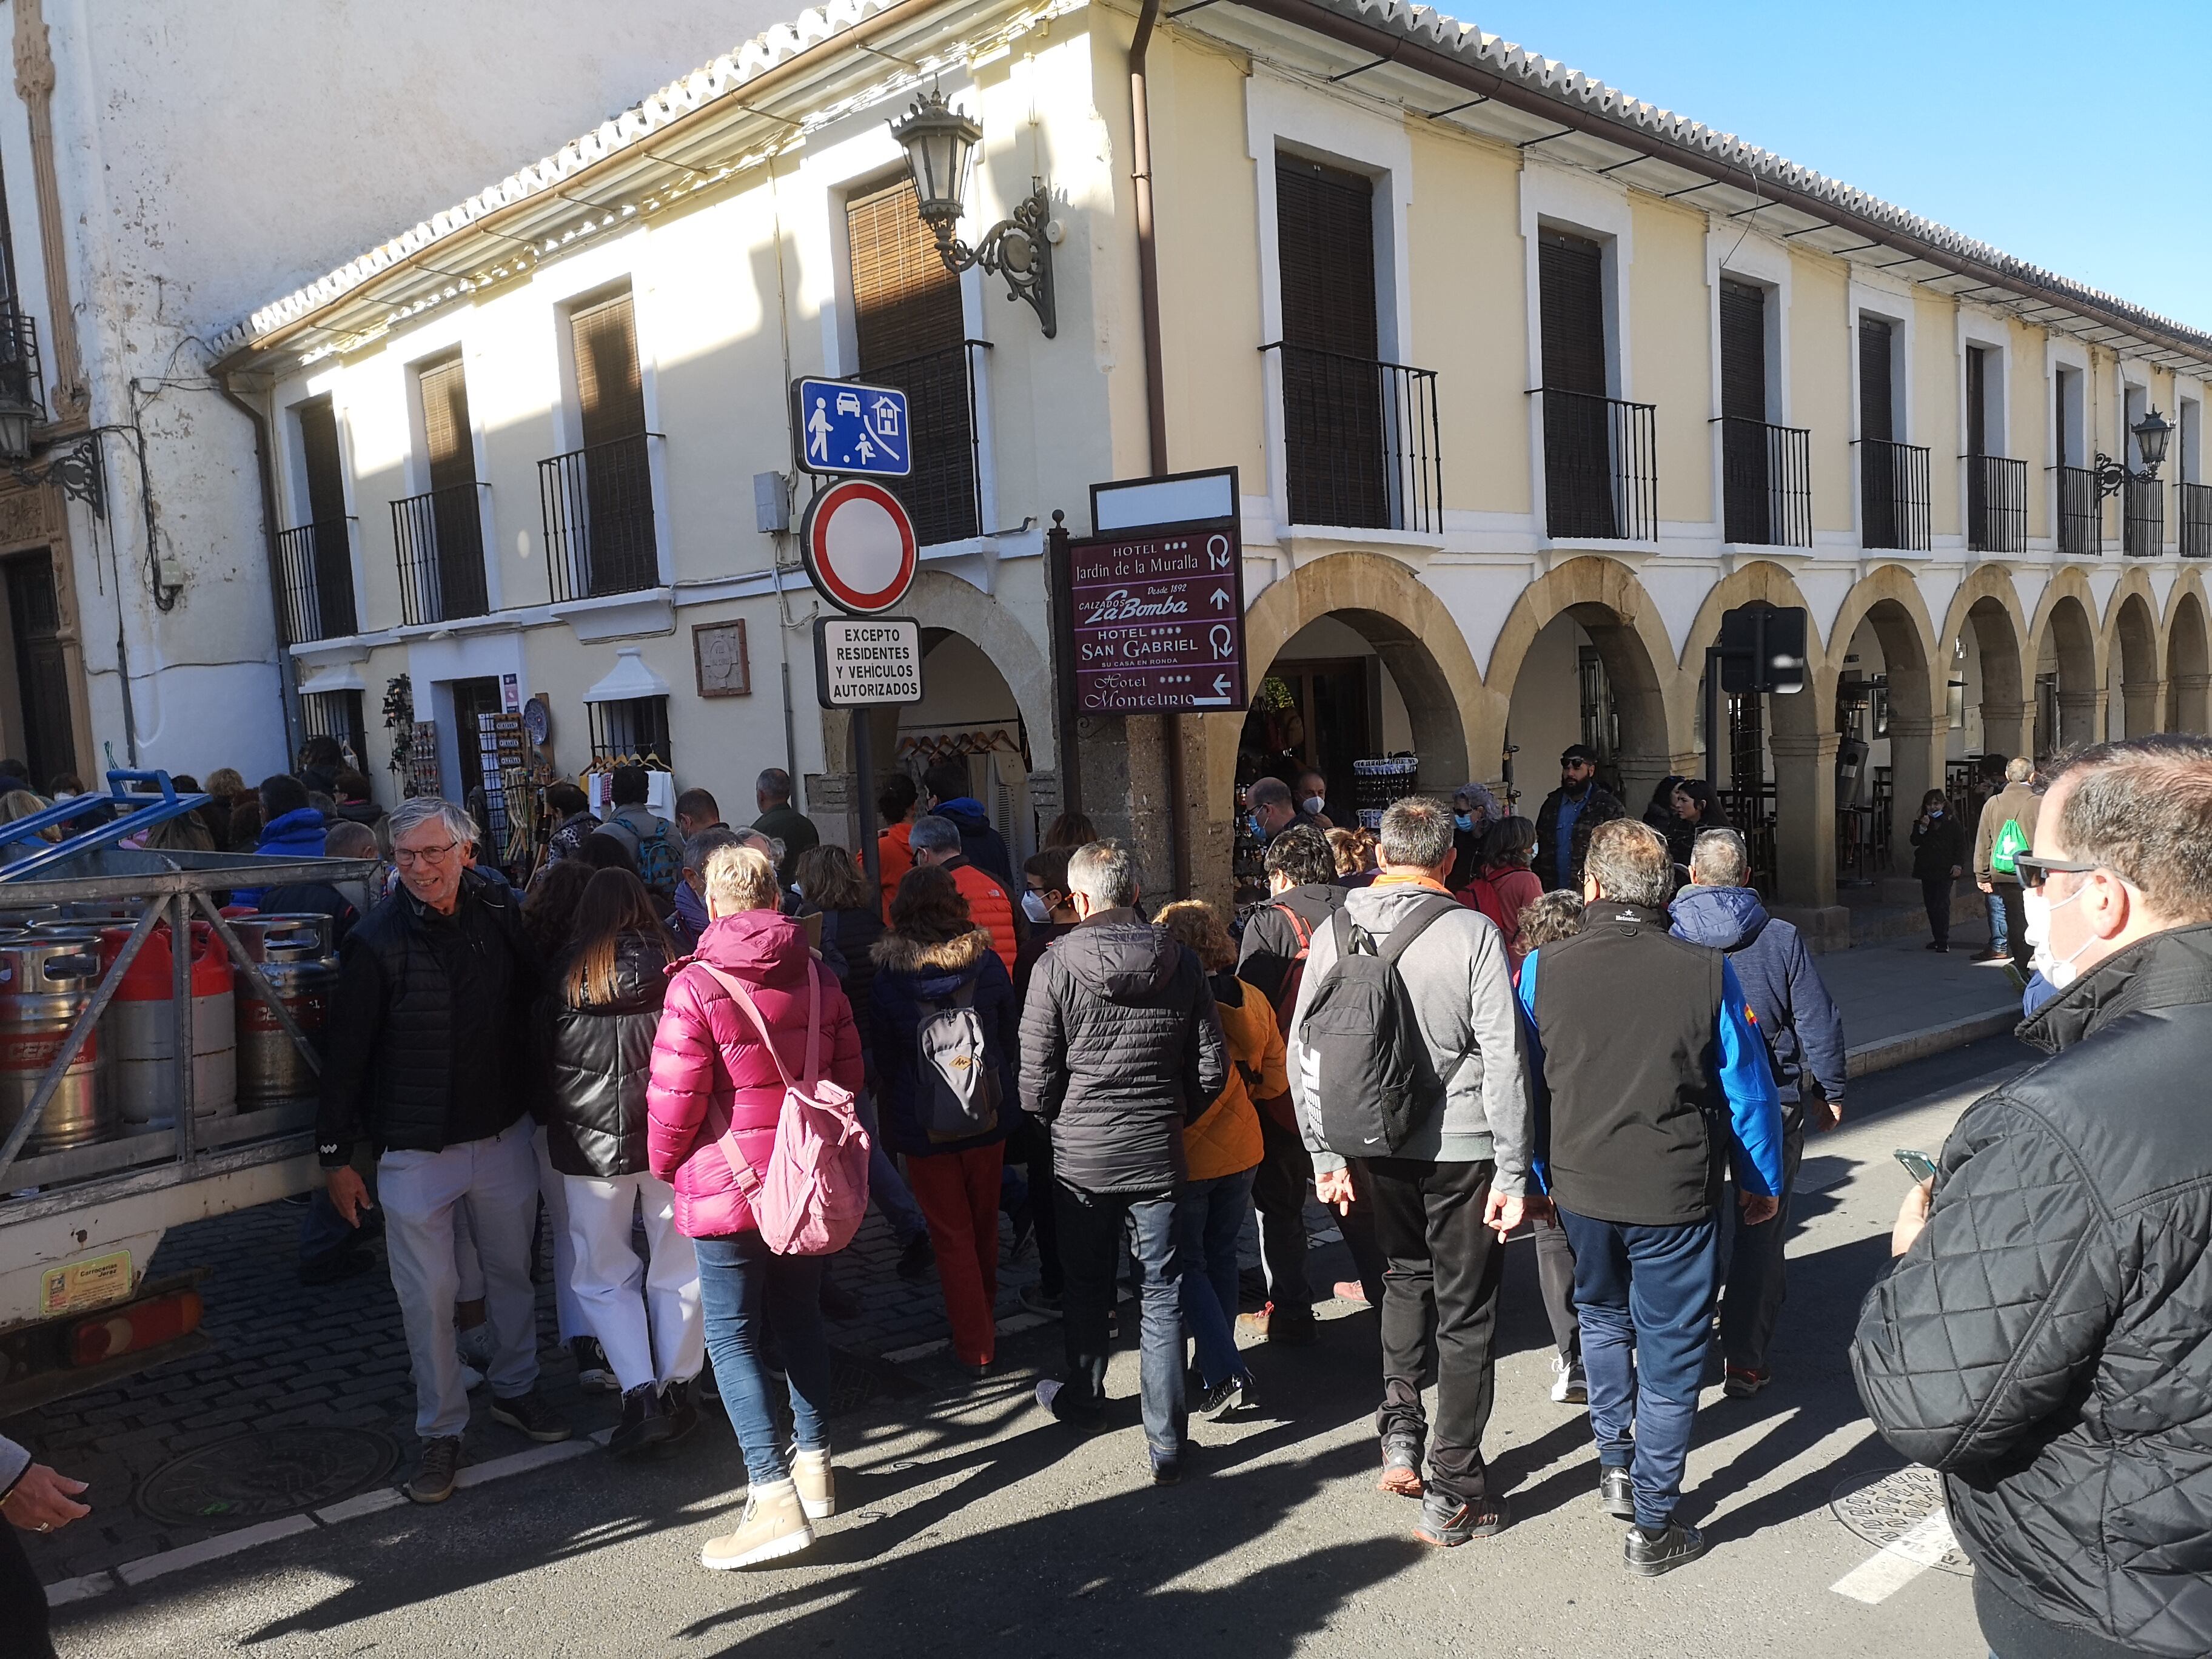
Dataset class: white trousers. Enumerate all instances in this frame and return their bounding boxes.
[533,1127,588,1345]
[561,1171,704,1395]
[379,1119,539,1439]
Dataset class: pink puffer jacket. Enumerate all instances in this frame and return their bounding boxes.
[646,909,863,1239]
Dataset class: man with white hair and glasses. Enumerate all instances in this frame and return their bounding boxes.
[318,796,571,1504]
[1856,736,2212,1659]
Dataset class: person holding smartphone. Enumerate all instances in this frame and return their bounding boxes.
[1908,789,1967,953]
[1854,736,2212,1659]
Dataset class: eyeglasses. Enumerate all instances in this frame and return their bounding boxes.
[393,840,460,866]
[2012,854,2101,891]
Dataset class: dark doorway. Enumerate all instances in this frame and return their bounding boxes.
[449,676,504,809]
[6,551,74,788]
[1240,657,1373,810]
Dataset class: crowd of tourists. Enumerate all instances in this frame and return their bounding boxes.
[6,732,2211,1659]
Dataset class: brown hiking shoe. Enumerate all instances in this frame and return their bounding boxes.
[404,1436,463,1504]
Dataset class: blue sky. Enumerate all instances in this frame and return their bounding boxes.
[1463,2,2212,330]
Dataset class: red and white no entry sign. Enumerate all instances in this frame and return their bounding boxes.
[799,479,918,615]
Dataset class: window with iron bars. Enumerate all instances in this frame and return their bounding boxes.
[300,691,367,773]
[588,696,672,769]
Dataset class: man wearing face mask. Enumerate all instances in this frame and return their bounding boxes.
[1533,746,1624,893]
[1245,776,1302,845]
[1853,734,2212,1659]
[1296,769,1337,832]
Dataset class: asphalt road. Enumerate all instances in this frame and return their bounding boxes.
[49,1036,2039,1659]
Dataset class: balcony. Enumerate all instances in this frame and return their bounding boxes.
[846,339,990,546]
[2123,476,2163,557]
[390,482,489,626]
[538,432,662,603]
[1718,417,1812,548]
[1265,343,1442,533]
[1858,438,1931,552]
[1966,454,2026,554]
[2182,482,2212,558]
[2057,464,2100,558]
[1537,388,1658,541]
[274,518,359,644]
[0,304,43,428]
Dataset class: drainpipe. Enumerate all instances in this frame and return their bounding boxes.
[1128,0,1191,897]
[216,373,301,768]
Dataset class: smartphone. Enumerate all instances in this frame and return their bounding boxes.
[1893,1148,1939,1184]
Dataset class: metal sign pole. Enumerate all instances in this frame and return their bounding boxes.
[1706,645,1725,793]
[854,707,880,898]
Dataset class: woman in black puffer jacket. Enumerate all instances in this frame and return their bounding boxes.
[540,868,703,1457]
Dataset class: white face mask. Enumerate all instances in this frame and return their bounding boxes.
[2022,882,2095,990]
[1021,890,1053,923]
[1301,795,1326,817]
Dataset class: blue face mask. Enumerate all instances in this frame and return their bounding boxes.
[1454,813,1475,832]
[1247,813,1265,842]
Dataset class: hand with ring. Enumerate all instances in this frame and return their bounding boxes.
[3,1462,90,1533]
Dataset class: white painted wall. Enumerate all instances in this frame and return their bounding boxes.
[1,0,786,783]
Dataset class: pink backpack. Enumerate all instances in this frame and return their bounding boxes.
[692,960,871,1257]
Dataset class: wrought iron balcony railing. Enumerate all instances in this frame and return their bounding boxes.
[1537,387,1658,542]
[391,481,490,626]
[538,432,662,603]
[1858,438,1931,552]
[2056,464,2100,558]
[2123,475,2164,557]
[1718,417,1812,548]
[1966,454,2026,554]
[1265,342,1443,533]
[274,518,359,644]
[2181,481,2212,558]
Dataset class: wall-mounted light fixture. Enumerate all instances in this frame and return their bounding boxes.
[890,89,1056,338]
[2095,405,2171,499]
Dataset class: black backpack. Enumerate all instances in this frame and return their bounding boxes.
[1299,895,1460,1158]
[911,979,1002,1142]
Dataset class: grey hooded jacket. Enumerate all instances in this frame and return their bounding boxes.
[1285,880,1532,1191]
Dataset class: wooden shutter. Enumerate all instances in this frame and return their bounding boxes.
[847,178,963,372]
[1857,318,1894,443]
[1538,231,1607,395]
[1275,154,1378,358]
[1719,281,1768,422]
[419,357,474,493]
[2053,369,2070,466]
[298,400,346,525]
[571,294,644,448]
[1968,348,1991,458]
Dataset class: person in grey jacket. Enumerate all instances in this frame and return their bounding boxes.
[1022,839,1228,1483]
[1286,796,1532,1549]
[2,1432,87,1657]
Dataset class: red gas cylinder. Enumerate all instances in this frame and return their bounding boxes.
[98,922,236,1131]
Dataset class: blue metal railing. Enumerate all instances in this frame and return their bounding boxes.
[0,771,213,882]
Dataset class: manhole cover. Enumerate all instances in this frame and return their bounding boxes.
[1829,1464,1972,1575]
[139,1426,399,1526]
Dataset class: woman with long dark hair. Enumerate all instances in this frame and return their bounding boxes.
[1667,778,1732,867]
[871,865,1019,1375]
[541,868,702,1455]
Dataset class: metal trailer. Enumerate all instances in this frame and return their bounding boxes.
[0,776,377,1415]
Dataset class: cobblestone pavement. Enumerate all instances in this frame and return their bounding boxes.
[7,1178,1076,1585]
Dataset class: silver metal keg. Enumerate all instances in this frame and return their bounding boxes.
[98,922,237,1133]
[231,914,336,1108]
[0,931,112,1154]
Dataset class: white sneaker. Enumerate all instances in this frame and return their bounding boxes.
[791,1446,834,1521]
[455,1323,495,1372]
[458,1363,484,1393]
[1550,1353,1587,1405]
[1034,1379,1064,1414]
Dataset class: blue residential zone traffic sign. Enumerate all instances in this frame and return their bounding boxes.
[791,377,912,478]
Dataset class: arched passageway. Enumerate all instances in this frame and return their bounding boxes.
[2168,589,2210,734]
[1829,577,1940,882]
[2036,591,2101,756]
[2111,591,2163,740]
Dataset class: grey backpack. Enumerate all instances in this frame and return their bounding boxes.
[913,980,1001,1142]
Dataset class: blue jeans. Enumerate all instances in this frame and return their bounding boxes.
[1985,888,2009,955]
[694,1233,833,1486]
[1177,1170,1255,1389]
[854,1091,928,1247]
[1557,1206,1720,1529]
[1053,1184,1187,1460]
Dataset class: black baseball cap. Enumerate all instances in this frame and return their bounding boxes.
[1560,744,1600,766]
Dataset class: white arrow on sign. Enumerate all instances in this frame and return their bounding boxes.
[1191,671,1236,707]
[1209,588,1228,611]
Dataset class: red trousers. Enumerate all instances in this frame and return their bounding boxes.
[904,1143,1005,1365]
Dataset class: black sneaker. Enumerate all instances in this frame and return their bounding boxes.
[1150,1450,1182,1486]
[1599,1464,1635,1520]
[569,1336,617,1394]
[1017,1284,1062,1318]
[490,1387,572,1444]
[608,1382,673,1458]
[1413,1490,1507,1547]
[1199,1372,1255,1421]
[1625,1521,1708,1577]
[404,1436,463,1504]
[1378,1427,1424,1497]
[897,1236,936,1281]
[662,1378,702,1444]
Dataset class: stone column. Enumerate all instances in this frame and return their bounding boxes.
[13,0,87,423]
[2121,678,2167,742]
[2057,689,2105,752]
[1884,714,1945,876]
[1768,728,1838,913]
[1979,699,2031,765]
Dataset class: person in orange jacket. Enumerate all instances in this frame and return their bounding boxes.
[909,814,1022,975]
[1157,897,1285,1419]
[871,773,922,921]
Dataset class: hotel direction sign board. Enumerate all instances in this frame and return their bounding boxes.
[1064,469,1245,716]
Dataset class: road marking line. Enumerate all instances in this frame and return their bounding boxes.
[113,1514,317,1587]
[1830,1509,1959,1604]
[451,1438,592,1490]
[42,1570,115,1607]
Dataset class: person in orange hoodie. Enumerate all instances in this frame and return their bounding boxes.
[871,774,922,920]
[910,813,1022,975]
[1156,897,1285,1420]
